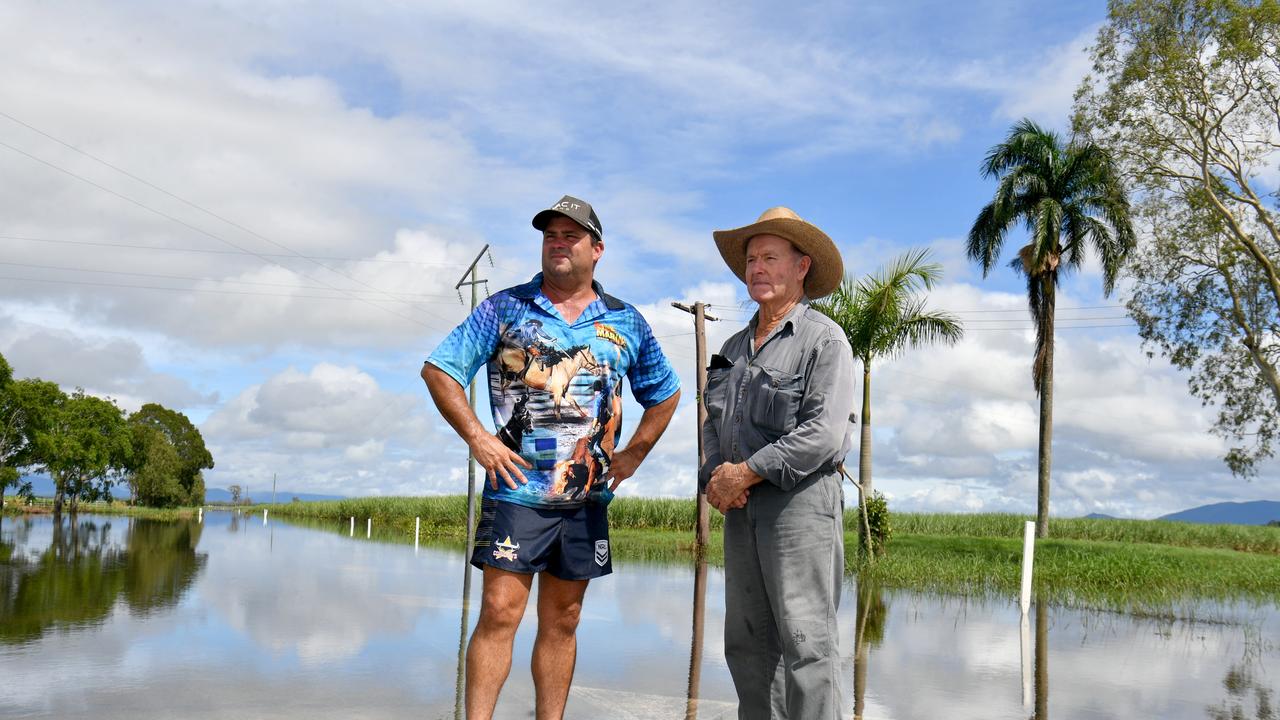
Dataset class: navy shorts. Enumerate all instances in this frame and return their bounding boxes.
[471,497,612,580]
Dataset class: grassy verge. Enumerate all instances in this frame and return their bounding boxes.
[9,497,198,521]
[891,513,1280,555]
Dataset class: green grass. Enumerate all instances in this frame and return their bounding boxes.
[858,534,1280,614]
[889,513,1280,555]
[10,497,198,521]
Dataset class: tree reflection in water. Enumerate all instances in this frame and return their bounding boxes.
[853,579,888,720]
[0,515,206,644]
[1206,660,1276,720]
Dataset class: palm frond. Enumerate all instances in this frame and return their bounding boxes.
[818,250,965,366]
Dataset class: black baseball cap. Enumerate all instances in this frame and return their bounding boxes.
[531,195,603,241]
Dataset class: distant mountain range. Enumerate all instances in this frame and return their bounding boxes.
[1085,501,1280,525]
[1157,500,1280,526]
[203,487,346,504]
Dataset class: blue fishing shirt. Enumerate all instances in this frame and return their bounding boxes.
[427,274,680,509]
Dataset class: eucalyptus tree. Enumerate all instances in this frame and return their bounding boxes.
[1075,0,1280,476]
[969,118,1136,538]
[813,249,964,501]
[0,354,62,509]
[127,404,213,506]
[38,390,132,515]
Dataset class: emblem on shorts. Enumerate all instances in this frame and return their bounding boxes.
[493,536,520,562]
[594,539,609,566]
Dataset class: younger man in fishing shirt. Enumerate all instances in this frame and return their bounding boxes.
[421,195,680,719]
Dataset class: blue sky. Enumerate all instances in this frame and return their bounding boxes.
[1,0,1273,517]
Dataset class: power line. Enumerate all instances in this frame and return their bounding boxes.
[948,304,1126,314]
[963,315,1131,324]
[708,303,1128,316]
[0,129,453,329]
[0,273,452,303]
[0,107,534,295]
[0,259,467,303]
[966,323,1135,332]
[0,234,523,274]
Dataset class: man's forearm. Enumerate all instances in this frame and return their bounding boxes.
[421,363,487,445]
[621,390,680,460]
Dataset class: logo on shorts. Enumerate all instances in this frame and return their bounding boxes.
[594,539,609,566]
[493,536,520,562]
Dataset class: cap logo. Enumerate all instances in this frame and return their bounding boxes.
[553,201,581,211]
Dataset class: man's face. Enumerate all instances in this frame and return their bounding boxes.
[542,216,602,280]
[744,234,810,306]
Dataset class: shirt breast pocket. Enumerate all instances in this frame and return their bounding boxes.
[703,367,732,425]
[751,366,803,434]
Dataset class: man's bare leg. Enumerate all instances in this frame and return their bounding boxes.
[466,567,534,719]
[532,573,589,720]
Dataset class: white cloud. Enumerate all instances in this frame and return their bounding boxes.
[947,25,1100,127]
[2,1,1273,515]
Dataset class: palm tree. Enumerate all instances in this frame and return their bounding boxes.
[814,249,964,515]
[969,118,1136,538]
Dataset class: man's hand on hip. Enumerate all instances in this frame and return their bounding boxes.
[605,446,643,491]
[467,433,532,490]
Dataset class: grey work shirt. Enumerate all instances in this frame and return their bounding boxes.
[699,300,856,492]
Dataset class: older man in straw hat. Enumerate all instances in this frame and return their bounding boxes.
[700,206,855,718]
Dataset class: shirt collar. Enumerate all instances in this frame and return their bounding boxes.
[508,273,625,315]
[749,297,810,338]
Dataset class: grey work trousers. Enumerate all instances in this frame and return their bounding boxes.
[723,470,845,719]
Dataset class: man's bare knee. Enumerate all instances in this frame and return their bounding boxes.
[536,575,587,637]
[537,601,582,638]
[476,568,532,637]
[477,600,526,638]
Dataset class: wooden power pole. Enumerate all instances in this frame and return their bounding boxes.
[671,301,717,548]
[454,244,492,559]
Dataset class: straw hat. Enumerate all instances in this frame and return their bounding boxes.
[712,206,843,299]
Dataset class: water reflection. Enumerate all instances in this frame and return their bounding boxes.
[685,551,709,719]
[0,515,205,644]
[455,563,473,720]
[1,513,1277,719]
[1207,661,1276,720]
[1034,597,1048,720]
[853,580,888,719]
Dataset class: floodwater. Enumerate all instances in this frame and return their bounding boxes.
[0,511,1276,719]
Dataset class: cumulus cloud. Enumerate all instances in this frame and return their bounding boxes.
[0,311,215,410]
[3,1,1274,514]
[202,363,441,496]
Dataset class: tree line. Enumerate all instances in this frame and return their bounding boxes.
[0,351,213,513]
